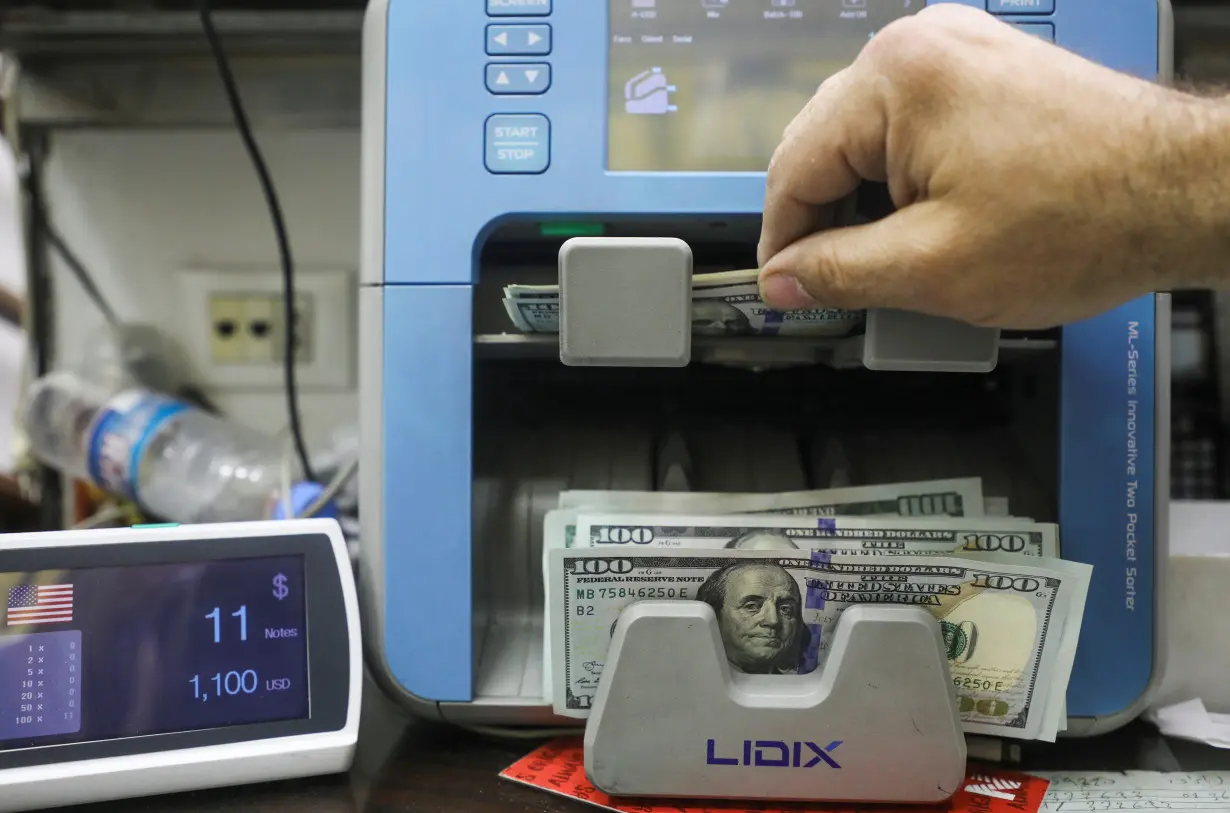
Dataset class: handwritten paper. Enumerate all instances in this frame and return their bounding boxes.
[499,737,1050,813]
[1037,772,1230,811]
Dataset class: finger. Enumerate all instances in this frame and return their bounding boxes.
[756,81,849,267]
[757,66,887,268]
[758,201,950,314]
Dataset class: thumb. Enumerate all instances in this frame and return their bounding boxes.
[758,202,948,313]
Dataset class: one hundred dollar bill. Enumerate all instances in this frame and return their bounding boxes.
[548,548,1091,741]
[541,477,985,706]
[503,269,863,337]
[571,512,1059,558]
[541,474,988,703]
[504,268,763,298]
[540,501,1039,703]
[558,477,985,518]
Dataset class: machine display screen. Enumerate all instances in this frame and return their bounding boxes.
[607,0,916,172]
[0,555,308,751]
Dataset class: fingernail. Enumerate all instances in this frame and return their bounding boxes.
[760,273,818,309]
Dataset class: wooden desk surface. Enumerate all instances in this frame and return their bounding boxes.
[45,676,1230,813]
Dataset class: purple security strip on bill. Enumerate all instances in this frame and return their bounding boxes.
[800,548,832,674]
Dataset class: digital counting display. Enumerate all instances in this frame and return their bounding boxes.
[0,555,309,750]
[606,0,916,172]
[0,522,355,813]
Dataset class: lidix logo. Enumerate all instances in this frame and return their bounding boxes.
[705,739,843,769]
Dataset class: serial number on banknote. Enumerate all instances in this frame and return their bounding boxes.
[576,586,695,602]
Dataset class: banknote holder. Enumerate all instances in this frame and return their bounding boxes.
[556,196,999,373]
[559,236,694,368]
[583,600,967,804]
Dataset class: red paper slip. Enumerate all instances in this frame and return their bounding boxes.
[499,738,1048,813]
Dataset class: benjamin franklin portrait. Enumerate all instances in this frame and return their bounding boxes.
[692,300,753,336]
[694,561,811,674]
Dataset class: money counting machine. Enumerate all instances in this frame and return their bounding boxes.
[359,0,1172,802]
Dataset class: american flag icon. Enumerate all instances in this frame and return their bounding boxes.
[7,584,73,626]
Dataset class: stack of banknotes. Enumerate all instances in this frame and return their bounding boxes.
[503,269,864,336]
[540,477,1090,743]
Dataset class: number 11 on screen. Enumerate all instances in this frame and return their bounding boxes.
[205,606,247,642]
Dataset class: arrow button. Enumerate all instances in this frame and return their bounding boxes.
[486,24,551,55]
[486,62,551,95]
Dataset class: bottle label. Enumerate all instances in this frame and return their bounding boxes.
[86,391,188,503]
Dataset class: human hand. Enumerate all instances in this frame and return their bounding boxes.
[756,4,1223,329]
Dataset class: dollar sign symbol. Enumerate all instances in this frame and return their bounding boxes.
[272,574,289,600]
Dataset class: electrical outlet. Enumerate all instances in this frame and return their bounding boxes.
[179,266,355,391]
[207,292,313,366]
[209,296,248,364]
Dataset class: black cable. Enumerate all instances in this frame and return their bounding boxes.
[20,136,118,342]
[43,225,121,329]
[22,130,64,532]
[197,0,317,485]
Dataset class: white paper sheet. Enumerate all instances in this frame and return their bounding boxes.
[1037,771,1230,811]
[1147,699,1230,749]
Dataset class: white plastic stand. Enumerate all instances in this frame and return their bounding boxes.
[582,602,967,804]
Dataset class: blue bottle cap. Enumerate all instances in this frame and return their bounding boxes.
[272,481,340,520]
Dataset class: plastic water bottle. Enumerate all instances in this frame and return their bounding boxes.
[23,370,333,524]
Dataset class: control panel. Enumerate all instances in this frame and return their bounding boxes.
[375,0,1162,287]
[475,0,1061,180]
[485,0,554,174]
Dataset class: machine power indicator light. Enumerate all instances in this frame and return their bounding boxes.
[540,223,607,237]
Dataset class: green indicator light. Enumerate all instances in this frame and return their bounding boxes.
[133,523,180,529]
[540,222,606,237]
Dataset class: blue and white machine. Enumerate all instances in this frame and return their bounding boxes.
[359,0,1172,737]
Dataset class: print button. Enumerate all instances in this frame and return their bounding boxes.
[988,0,1054,12]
